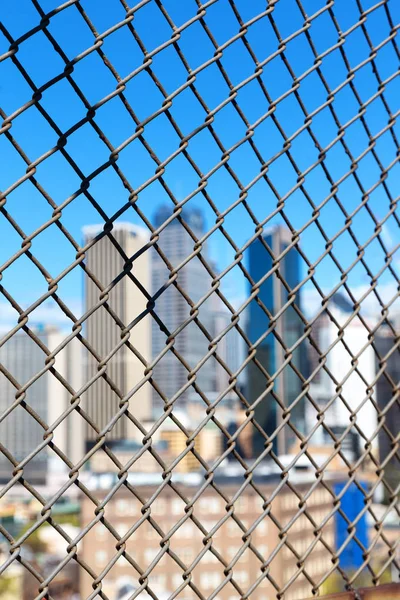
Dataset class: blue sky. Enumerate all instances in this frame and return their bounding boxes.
[1,0,400,330]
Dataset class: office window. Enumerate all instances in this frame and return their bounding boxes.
[149,574,166,588]
[172,498,185,515]
[180,547,193,563]
[96,526,107,540]
[227,546,238,559]
[202,550,218,563]
[116,499,128,516]
[95,550,107,566]
[208,498,222,514]
[147,523,159,540]
[198,496,209,513]
[115,498,136,516]
[176,521,195,538]
[115,522,129,537]
[254,495,265,511]
[283,494,296,511]
[200,520,215,534]
[200,572,222,589]
[172,573,184,588]
[144,548,159,563]
[258,544,268,556]
[256,519,268,535]
[228,520,239,536]
[236,496,248,514]
[152,498,167,516]
[234,570,249,586]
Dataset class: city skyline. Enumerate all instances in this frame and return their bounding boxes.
[2,209,397,461]
[2,214,399,337]
[1,1,399,598]
[0,210,397,482]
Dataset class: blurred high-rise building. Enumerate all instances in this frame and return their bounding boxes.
[83,223,152,442]
[211,306,243,397]
[375,322,400,501]
[308,293,378,458]
[47,331,84,479]
[0,328,82,485]
[0,331,49,483]
[247,225,306,456]
[151,206,216,414]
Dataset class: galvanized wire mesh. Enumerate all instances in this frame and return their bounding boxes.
[0,0,399,599]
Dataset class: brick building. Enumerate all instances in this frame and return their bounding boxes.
[79,471,338,600]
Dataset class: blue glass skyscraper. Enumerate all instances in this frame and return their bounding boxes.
[247,225,306,456]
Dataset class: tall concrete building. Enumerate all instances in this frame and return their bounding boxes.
[47,331,84,479]
[0,329,83,485]
[83,223,152,442]
[247,225,307,456]
[375,323,400,501]
[151,206,216,415]
[0,331,49,483]
[308,293,378,457]
[212,306,243,396]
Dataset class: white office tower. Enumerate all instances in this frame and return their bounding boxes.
[308,293,378,455]
[212,306,243,396]
[0,328,83,486]
[83,223,152,442]
[151,206,216,415]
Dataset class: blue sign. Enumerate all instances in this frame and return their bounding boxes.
[334,481,368,570]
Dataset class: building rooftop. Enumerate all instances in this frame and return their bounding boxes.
[262,223,293,244]
[331,292,354,314]
[153,204,205,231]
[82,221,149,240]
[81,460,349,492]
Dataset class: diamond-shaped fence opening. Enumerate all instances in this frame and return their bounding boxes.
[0,1,399,599]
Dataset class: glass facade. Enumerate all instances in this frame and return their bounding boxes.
[247,226,306,456]
[152,205,216,414]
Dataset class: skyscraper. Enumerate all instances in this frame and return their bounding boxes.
[0,328,83,484]
[0,331,49,483]
[47,331,84,478]
[211,306,243,397]
[84,223,151,442]
[375,323,400,501]
[247,225,306,456]
[151,206,215,414]
[308,293,378,458]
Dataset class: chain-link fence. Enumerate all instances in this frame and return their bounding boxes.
[0,1,399,599]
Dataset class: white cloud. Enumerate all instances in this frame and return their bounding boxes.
[0,298,83,335]
[380,222,395,250]
[301,282,400,321]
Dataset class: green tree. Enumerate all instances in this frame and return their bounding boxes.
[18,524,48,555]
[0,574,17,598]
